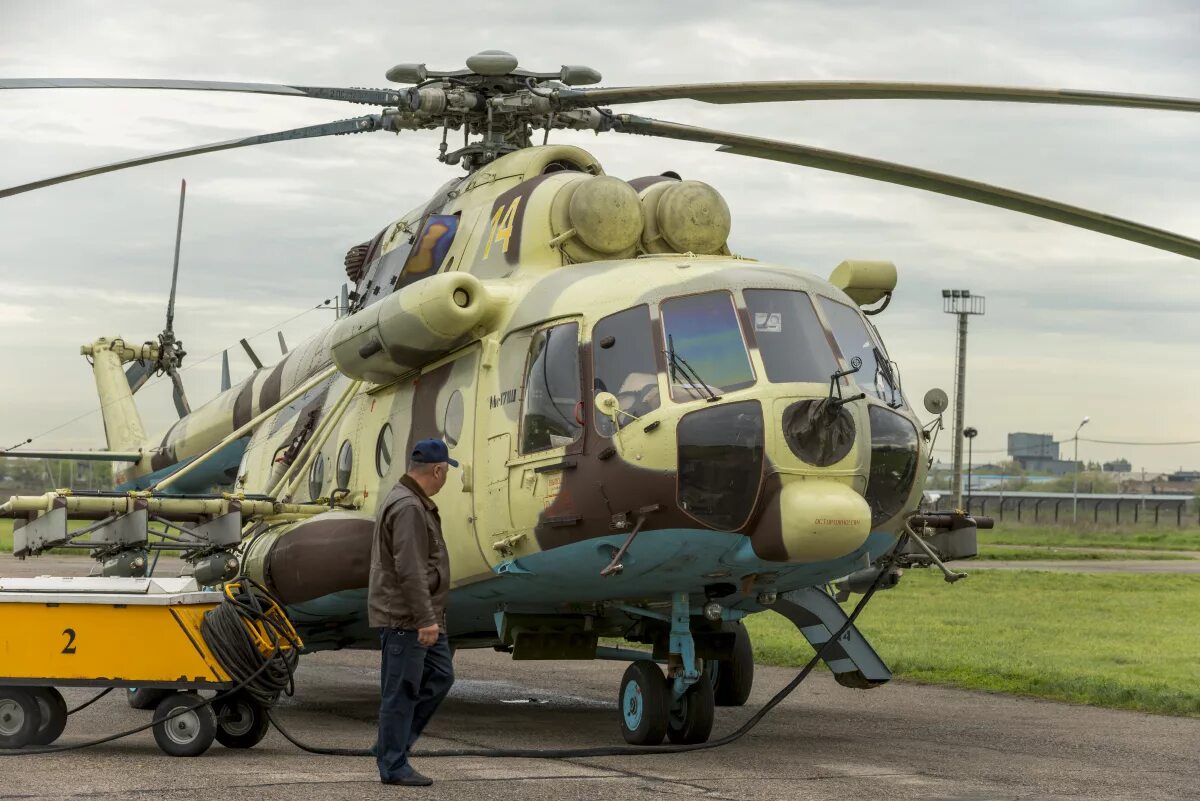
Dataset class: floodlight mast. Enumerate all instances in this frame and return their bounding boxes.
[942,289,986,510]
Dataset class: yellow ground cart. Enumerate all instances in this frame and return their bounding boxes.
[0,575,276,756]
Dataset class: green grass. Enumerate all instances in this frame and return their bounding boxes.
[980,524,1200,552]
[745,569,1200,717]
[976,545,1192,561]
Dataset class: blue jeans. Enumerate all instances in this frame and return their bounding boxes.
[376,628,454,781]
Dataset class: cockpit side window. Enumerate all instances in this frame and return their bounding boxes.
[592,306,662,437]
[396,213,459,293]
[660,291,755,402]
[520,322,583,454]
[817,297,900,404]
[743,289,840,384]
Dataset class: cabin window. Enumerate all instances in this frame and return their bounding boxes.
[520,322,583,453]
[375,423,393,477]
[395,214,459,293]
[308,455,325,500]
[336,440,354,490]
[660,291,755,402]
[592,305,661,437]
[818,297,898,403]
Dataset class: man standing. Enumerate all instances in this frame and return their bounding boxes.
[368,438,457,786]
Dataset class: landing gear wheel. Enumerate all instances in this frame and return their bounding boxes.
[712,620,754,707]
[214,692,269,749]
[0,687,40,749]
[28,687,67,746]
[127,687,171,710]
[152,692,216,757]
[666,674,715,744]
[619,661,669,745]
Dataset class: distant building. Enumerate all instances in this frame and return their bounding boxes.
[1103,458,1132,473]
[1167,470,1200,483]
[1007,432,1080,475]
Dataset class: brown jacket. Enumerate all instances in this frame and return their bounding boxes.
[367,474,450,630]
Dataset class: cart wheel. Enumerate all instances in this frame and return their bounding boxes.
[152,692,216,757]
[0,687,40,749]
[214,692,269,749]
[28,687,67,746]
[127,687,171,710]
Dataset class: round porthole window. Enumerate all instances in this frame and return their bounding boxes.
[375,423,394,477]
[308,456,325,500]
[336,440,354,490]
[443,390,464,446]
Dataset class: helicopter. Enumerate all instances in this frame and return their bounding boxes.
[3,49,1200,747]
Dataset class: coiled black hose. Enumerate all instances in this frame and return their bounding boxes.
[200,578,300,706]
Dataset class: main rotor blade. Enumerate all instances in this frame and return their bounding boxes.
[0,115,382,198]
[561,81,1200,114]
[0,78,406,106]
[613,115,1200,260]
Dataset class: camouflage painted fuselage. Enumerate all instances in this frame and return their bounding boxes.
[109,144,928,651]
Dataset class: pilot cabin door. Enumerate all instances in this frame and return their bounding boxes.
[506,319,586,545]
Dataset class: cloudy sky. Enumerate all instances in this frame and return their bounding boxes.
[1,0,1198,474]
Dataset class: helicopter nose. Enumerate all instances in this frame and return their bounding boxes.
[749,477,871,563]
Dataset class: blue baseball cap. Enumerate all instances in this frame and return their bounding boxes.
[412,438,458,467]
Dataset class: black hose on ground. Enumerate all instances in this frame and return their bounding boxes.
[2,530,910,759]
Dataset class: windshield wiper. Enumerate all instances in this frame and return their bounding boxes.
[667,335,721,402]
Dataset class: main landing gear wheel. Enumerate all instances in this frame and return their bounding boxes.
[152,692,217,757]
[127,687,171,710]
[0,687,39,748]
[28,687,67,746]
[619,660,669,745]
[711,620,755,707]
[667,673,715,744]
[213,692,269,749]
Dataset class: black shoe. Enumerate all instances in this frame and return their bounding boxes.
[382,771,433,787]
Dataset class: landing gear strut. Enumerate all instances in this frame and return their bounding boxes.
[616,592,716,745]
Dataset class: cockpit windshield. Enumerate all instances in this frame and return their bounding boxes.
[743,289,841,384]
[660,292,755,402]
[818,297,903,406]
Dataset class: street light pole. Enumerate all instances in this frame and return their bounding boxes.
[1072,416,1090,524]
[942,289,986,510]
[964,426,978,513]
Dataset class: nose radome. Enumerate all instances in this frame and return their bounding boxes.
[751,479,871,563]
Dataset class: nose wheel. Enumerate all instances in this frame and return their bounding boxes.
[618,659,716,746]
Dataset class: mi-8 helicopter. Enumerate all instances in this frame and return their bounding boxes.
[3,50,1199,747]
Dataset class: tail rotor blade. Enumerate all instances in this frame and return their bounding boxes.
[125,360,152,394]
[277,331,288,355]
[168,366,191,418]
[220,350,231,392]
[165,180,185,336]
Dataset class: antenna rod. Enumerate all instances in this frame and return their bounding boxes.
[166,179,186,334]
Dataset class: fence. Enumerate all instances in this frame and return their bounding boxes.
[927,490,1197,527]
